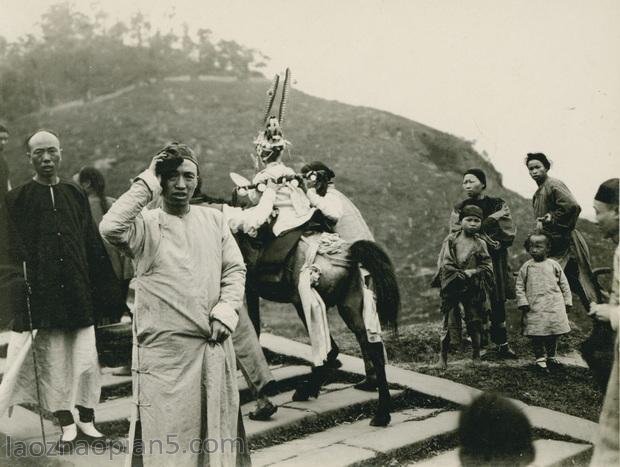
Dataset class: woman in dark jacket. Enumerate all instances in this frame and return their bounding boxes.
[525,153,601,308]
[449,168,517,358]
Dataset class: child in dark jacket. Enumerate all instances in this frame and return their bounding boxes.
[434,205,494,368]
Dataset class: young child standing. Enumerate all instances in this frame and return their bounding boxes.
[434,205,494,368]
[516,232,572,373]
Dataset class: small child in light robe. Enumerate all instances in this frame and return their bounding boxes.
[516,232,572,373]
[433,205,494,368]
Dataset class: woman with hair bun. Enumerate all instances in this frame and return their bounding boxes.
[525,153,601,310]
[78,166,133,288]
[449,168,517,358]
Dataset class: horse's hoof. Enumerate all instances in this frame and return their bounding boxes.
[370,413,391,427]
[292,390,308,402]
[292,387,311,401]
[325,358,343,369]
[354,379,378,392]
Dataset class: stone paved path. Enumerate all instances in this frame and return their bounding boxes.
[0,332,596,466]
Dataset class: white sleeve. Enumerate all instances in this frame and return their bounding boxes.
[307,188,343,222]
[100,170,161,258]
[222,187,276,234]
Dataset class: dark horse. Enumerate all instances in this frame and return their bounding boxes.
[238,228,400,426]
[192,184,400,426]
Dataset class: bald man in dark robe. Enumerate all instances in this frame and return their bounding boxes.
[0,129,122,448]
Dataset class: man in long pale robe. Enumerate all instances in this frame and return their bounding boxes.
[194,184,279,420]
[0,130,122,445]
[100,143,247,466]
[589,178,619,466]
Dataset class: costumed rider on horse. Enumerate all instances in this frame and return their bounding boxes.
[230,71,397,411]
[243,112,343,370]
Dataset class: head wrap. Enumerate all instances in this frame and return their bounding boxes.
[459,204,484,221]
[156,142,199,177]
[525,153,551,170]
[594,178,619,206]
[301,161,335,180]
[463,168,487,188]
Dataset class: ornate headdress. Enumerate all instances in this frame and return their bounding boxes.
[253,68,292,165]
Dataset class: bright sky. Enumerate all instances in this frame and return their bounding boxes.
[2,0,619,218]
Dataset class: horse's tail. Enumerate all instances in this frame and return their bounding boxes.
[349,240,400,331]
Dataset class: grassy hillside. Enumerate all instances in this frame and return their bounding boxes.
[5,79,613,325]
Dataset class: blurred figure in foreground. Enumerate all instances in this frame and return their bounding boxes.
[459,392,535,467]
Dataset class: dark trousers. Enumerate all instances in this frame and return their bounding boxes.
[531,335,559,360]
[564,258,591,311]
[440,295,483,359]
[489,299,508,346]
[54,405,94,427]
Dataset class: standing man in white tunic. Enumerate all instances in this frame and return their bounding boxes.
[100,143,247,466]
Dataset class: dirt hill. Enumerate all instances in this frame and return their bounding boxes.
[5,78,613,325]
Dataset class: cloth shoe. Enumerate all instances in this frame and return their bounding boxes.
[60,423,78,442]
[497,343,518,359]
[76,420,105,439]
[55,423,78,454]
[534,358,549,374]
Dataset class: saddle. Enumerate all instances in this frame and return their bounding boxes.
[237,211,335,284]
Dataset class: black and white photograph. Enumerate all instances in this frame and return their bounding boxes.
[0,1,618,465]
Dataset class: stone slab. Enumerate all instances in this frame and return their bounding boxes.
[242,390,299,417]
[238,365,309,393]
[251,408,438,467]
[412,439,591,467]
[523,406,598,443]
[260,333,481,407]
[56,449,128,467]
[94,397,133,423]
[260,333,597,443]
[244,384,402,441]
[100,370,132,390]
[0,331,10,346]
[409,448,458,466]
[245,406,318,439]
[284,386,402,413]
[555,350,588,368]
[345,410,459,454]
[532,439,591,466]
[271,443,375,467]
[0,405,60,441]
